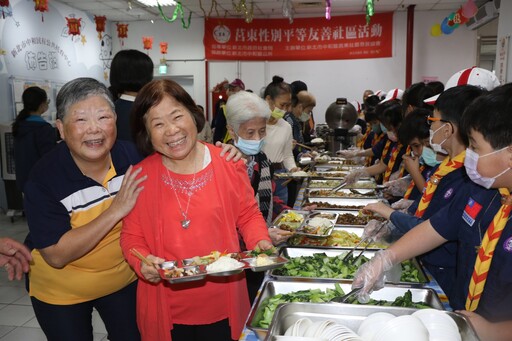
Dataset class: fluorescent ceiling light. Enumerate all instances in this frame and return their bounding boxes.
[137,0,177,6]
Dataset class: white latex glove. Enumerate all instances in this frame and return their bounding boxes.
[362,220,390,242]
[391,199,415,211]
[336,149,359,159]
[383,177,410,197]
[352,249,398,303]
[344,168,369,185]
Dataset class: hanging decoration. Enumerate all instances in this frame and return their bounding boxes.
[94,15,107,40]
[116,23,129,46]
[325,0,331,20]
[209,0,220,17]
[365,0,374,25]
[34,0,48,22]
[142,36,153,52]
[160,41,168,55]
[66,17,82,37]
[282,0,293,24]
[198,0,207,18]
[0,0,9,19]
[430,0,478,37]
[157,1,191,29]
[232,0,253,23]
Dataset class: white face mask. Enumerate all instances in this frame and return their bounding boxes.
[429,123,449,155]
[464,147,511,189]
[299,111,310,122]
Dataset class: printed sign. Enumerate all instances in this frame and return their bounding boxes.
[204,12,393,61]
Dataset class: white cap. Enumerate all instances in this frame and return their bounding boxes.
[379,88,404,103]
[374,89,385,98]
[424,67,500,104]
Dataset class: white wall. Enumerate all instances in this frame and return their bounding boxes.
[121,11,478,125]
[497,0,512,82]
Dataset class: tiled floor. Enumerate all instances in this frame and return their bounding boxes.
[0,214,108,340]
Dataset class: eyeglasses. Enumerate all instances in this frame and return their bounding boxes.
[427,116,449,126]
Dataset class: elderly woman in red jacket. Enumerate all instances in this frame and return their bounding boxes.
[120,79,272,341]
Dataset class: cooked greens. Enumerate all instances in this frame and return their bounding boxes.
[255,288,429,328]
[272,252,422,282]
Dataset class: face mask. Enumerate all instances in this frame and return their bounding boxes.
[429,123,449,155]
[379,123,387,134]
[387,131,398,143]
[299,111,310,122]
[371,123,382,134]
[271,107,285,120]
[421,146,441,167]
[234,135,264,156]
[465,147,511,189]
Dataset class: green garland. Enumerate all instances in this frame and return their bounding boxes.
[157,1,191,29]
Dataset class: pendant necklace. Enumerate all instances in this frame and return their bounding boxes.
[165,157,197,229]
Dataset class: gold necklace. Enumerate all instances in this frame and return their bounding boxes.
[165,157,197,229]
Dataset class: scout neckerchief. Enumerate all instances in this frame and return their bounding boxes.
[383,143,404,183]
[397,146,411,179]
[414,150,465,218]
[357,124,371,149]
[404,164,425,199]
[366,133,385,167]
[466,188,512,311]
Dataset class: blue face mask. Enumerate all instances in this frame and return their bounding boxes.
[421,146,441,167]
[234,135,264,156]
[380,123,388,134]
[371,123,382,134]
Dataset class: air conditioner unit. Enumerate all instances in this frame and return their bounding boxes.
[466,0,500,30]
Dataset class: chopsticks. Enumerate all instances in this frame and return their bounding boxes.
[130,248,153,267]
[295,142,314,151]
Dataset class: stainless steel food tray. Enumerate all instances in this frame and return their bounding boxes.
[265,303,480,341]
[314,164,361,172]
[247,280,444,340]
[306,188,379,199]
[272,209,308,231]
[288,227,388,250]
[305,197,383,210]
[307,179,377,190]
[270,247,428,285]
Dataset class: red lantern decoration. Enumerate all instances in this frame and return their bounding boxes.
[66,17,82,37]
[116,23,129,46]
[454,7,469,25]
[34,0,48,22]
[94,15,107,40]
[142,36,153,52]
[160,42,168,55]
[0,0,9,19]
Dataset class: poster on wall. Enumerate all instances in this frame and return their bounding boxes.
[0,0,110,81]
[498,35,509,85]
[204,12,393,61]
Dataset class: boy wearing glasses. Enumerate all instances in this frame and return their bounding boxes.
[353,85,512,341]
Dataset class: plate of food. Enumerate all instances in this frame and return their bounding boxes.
[206,255,246,276]
[273,210,308,231]
[242,254,289,272]
[295,217,334,238]
[159,262,208,284]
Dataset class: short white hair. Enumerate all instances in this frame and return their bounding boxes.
[225,91,271,132]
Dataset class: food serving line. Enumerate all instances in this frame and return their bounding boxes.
[238,157,480,341]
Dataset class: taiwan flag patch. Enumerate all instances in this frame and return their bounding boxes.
[462,197,483,226]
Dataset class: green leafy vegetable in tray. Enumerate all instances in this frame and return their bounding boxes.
[273,252,422,282]
[255,288,429,328]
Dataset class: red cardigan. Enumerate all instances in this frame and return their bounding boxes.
[121,143,271,341]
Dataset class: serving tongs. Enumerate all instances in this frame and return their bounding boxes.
[330,286,363,303]
[341,223,385,264]
[330,181,347,193]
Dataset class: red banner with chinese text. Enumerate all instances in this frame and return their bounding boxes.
[204,12,393,61]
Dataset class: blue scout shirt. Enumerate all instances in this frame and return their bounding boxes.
[389,167,471,300]
[430,184,512,322]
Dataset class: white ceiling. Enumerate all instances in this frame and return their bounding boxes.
[54,0,490,22]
